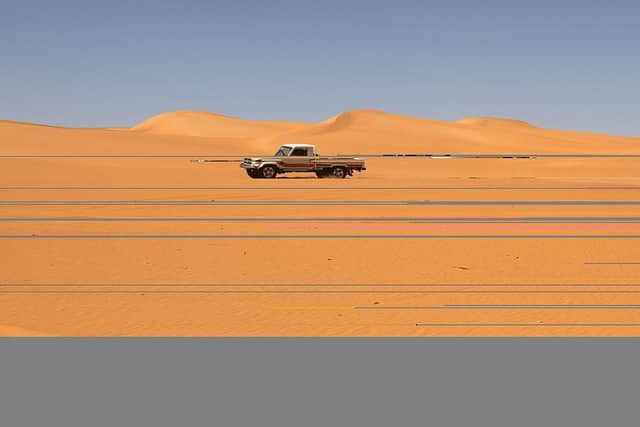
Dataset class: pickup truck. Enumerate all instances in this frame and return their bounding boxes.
[240,144,366,179]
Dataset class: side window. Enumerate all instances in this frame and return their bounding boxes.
[291,148,308,156]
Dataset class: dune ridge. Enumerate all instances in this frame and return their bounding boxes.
[456,117,535,128]
[1,109,639,156]
[131,110,311,138]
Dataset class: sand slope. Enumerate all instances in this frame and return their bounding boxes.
[0,118,249,156]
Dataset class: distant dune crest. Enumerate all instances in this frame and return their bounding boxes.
[322,109,389,126]
[132,110,308,138]
[456,117,535,128]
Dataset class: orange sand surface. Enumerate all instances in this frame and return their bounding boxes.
[1,110,640,336]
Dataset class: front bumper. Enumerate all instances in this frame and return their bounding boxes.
[240,162,260,169]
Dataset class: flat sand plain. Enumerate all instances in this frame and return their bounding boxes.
[1,110,640,336]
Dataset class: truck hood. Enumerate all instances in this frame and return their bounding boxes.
[243,156,280,162]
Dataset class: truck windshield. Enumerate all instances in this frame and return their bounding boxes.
[275,146,292,157]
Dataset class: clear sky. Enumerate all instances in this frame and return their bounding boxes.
[1,0,639,135]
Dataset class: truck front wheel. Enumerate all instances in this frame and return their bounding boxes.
[261,165,278,179]
[246,169,260,178]
[331,166,347,179]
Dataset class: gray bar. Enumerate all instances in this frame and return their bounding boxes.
[356,305,640,310]
[3,216,640,223]
[1,282,639,287]
[4,200,640,206]
[415,323,640,327]
[445,304,640,309]
[1,339,640,427]
[3,289,640,294]
[585,262,640,265]
[1,234,639,239]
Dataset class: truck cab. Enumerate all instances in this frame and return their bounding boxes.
[274,144,317,157]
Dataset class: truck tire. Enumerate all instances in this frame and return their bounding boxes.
[261,165,278,179]
[246,169,260,179]
[331,166,347,179]
[315,169,328,178]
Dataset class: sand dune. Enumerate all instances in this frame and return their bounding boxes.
[132,110,311,139]
[2,109,639,156]
[266,109,640,155]
[0,117,251,156]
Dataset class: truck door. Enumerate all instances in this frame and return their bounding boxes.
[286,147,312,171]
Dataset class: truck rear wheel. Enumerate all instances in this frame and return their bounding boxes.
[261,165,278,179]
[331,166,347,179]
[315,169,328,178]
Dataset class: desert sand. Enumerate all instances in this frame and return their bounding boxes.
[1,109,640,336]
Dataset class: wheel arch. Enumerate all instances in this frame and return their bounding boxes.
[259,162,282,172]
[329,163,349,169]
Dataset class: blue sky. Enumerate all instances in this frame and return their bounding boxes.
[1,0,639,135]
